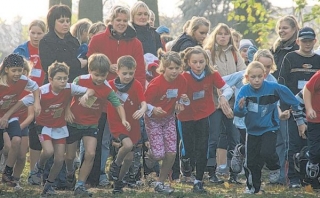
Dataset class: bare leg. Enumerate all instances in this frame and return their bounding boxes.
[47,143,65,182]
[118,151,134,180]
[65,141,78,173]
[12,136,28,178]
[158,152,176,183]
[78,136,97,182]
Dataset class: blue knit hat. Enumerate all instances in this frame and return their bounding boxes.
[156,25,170,34]
[247,45,258,63]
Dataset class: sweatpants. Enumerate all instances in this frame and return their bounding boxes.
[244,131,280,193]
[307,122,320,164]
[180,117,209,180]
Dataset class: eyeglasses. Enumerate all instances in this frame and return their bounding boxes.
[53,77,69,82]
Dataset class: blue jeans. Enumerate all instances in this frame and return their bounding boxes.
[207,109,240,167]
[99,119,111,181]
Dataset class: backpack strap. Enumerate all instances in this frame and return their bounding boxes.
[232,50,238,65]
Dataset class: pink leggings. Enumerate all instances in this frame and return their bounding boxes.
[144,114,177,159]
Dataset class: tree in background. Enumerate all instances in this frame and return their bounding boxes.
[49,0,72,9]
[228,0,276,48]
[78,0,103,23]
[141,0,160,27]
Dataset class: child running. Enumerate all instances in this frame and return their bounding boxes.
[144,50,190,194]
[64,53,130,196]
[108,55,147,194]
[177,46,233,193]
[0,54,40,187]
[234,61,302,194]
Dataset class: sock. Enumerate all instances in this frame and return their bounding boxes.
[75,180,85,188]
[4,165,13,175]
[194,179,200,184]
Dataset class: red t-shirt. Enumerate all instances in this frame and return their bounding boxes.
[36,84,73,128]
[177,71,226,121]
[306,71,320,123]
[107,79,145,144]
[0,77,29,117]
[28,42,45,86]
[70,74,113,126]
[145,74,187,118]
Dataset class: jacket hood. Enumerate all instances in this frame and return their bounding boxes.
[171,33,197,52]
[107,24,137,40]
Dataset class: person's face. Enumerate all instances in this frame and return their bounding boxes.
[5,67,23,83]
[163,62,181,82]
[233,36,240,49]
[258,56,273,75]
[278,21,296,42]
[240,48,248,62]
[80,29,89,43]
[149,16,155,27]
[29,25,45,48]
[133,7,149,26]
[117,66,135,84]
[49,72,69,92]
[188,53,206,75]
[245,68,266,89]
[193,25,209,44]
[89,70,108,85]
[111,13,129,35]
[216,28,231,47]
[297,38,316,54]
[54,17,71,38]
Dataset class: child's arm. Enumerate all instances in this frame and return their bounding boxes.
[116,105,131,131]
[233,88,247,118]
[79,88,95,107]
[303,86,316,120]
[20,106,35,130]
[278,106,291,120]
[132,101,147,120]
[65,99,75,123]
[32,88,41,117]
[219,83,234,118]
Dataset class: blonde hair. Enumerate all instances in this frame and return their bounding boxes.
[70,18,92,44]
[28,20,46,33]
[157,49,182,74]
[88,21,106,41]
[48,61,69,79]
[88,53,111,74]
[273,15,300,50]
[108,5,130,22]
[253,49,277,73]
[186,16,210,38]
[180,46,216,74]
[243,61,266,84]
[130,1,150,23]
[23,59,32,76]
[204,23,238,65]
[230,28,242,41]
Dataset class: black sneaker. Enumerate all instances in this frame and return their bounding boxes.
[66,171,76,190]
[41,182,57,198]
[208,166,223,184]
[112,180,125,194]
[193,181,207,193]
[74,185,93,197]
[2,173,17,187]
[109,161,121,181]
[180,158,192,177]
[228,172,242,184]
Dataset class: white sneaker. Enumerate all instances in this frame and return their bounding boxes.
[269,169,280,184]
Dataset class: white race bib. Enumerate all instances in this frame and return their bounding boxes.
[298,80,307,90]
[30,68,42,78]
[116,91,129,103]
[193,90,205,100]
[247,101,258,113]
[166,89,178,98]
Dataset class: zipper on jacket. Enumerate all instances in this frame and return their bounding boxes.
[117,40,119,51]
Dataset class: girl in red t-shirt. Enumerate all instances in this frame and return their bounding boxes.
[144,50,190,194]
[178,47,233,193]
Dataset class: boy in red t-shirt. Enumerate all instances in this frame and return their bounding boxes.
[107,55,147,194]
[303,71,320,179]
[64,53,130,196]
[4,62,95,197]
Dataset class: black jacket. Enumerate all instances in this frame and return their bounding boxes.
[133,24,162,56]
[39,31,82,83]
[171,32,198,52]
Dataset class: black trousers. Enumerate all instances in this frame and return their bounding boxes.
[244,131,280,193]
[180,117,209,180]
[307,122,320,164]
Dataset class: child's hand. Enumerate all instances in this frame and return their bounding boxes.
[307,108,317,120]
[298,124,307,139]
[132,109,144,120]
[279,110,291,120]
[122,120,131,131]
[110,64,117,73]
[238,97,246,109]
[222,106,234,119]
[65,107,75,123]
[0,116,8,129]
[112,141,121,148]
[79,94,89,107]
[153,107,167,116]
[144,141,150,149]
[34,101,41,117]
[180,94,190,104]
[175,102,185,114]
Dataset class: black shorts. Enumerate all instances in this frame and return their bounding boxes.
[0,129,4,150]
[66,125,98,144]
[4,120,21,138]
[29,122,42,151]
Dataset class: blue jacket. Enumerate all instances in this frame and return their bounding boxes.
[13,41,30,59]
[234,81,301,135]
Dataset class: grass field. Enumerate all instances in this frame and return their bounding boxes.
[1,162,319,198]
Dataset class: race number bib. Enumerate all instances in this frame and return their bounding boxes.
[166,89,178,98]
[116,91,129,103]
[193,90,205,100]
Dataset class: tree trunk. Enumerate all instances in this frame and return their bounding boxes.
[78,0,103,23]
[49,0,72,10]
[141,0,159,27]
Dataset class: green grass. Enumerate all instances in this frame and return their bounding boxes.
[1,159,319,198]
